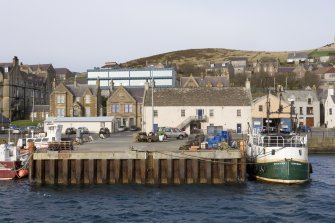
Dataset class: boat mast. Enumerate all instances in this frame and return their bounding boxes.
[266,89,270,135]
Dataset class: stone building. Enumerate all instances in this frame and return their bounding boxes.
[0,56,54,121]
[49,78,101,117]
[106,81,144,128]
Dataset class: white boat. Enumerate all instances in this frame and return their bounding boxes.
[17,123,63,150]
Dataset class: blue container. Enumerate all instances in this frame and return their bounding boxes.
[214,135,222,142]
[221,131,228,137]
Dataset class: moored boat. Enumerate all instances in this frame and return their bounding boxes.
[0,143,29,180]
[247,132,311,184]
[246,88,312,184]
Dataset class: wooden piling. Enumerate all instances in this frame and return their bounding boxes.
[29,150,245,185]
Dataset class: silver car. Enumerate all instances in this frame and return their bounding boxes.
[162,127,187,140]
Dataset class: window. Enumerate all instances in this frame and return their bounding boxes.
[210,109,214,117]
[56,108,65,117]
[140,105,142,114]
[258,105,263,112]
[181,109,185,117]
[300,107,303,115]
[307,107,313,115]
[76,97,81,102]
[112,104,120,113]
[154,110,158,117]
[330,108,332,115]
[237,109,241,117]
[307,98,312,105]
[85,95,91,103]
[56,95,65,103]
[85,107,91,116]
[125,104,133,113]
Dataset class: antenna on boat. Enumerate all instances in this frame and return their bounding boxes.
[266,88,270,135]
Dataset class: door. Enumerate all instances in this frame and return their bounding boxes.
[237,123,242,134]
[306,117,314,127]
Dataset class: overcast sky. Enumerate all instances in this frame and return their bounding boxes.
[1,0,334,72]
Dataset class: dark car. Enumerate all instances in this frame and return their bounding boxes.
[129,125,138,131]
[99,127,110,134]
[299,125,311,132]
[65,127,76,135]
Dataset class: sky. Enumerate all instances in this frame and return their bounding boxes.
[1,0,334,72]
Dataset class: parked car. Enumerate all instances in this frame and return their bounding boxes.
[65,127,76,135]
[160,127,188,140]
[117,126,126,132]
[99,127,110,134]
[129,125,138,131]
[299,125,311,132]
[78,127,89,134]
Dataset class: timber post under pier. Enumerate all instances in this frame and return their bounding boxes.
[29,150,246,185]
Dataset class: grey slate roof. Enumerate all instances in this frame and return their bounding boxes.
[281,90,318,102]
[278,67,295,73]
[126,87,144,103]
[66,84,99,96]
[55,68,71,74]
[21,64,52,71]
[144,87,252,107]
[287,52,308,59]
[180,76,229,87]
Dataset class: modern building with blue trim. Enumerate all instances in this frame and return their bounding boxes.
[87,67,177,90]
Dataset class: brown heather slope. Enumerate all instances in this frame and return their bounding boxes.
[122,48,306,68]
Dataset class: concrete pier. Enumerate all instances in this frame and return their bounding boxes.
[29,150,246,185]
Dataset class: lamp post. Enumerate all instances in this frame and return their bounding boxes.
[151,68,154,133]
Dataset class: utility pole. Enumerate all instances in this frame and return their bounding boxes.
[32,89,35,122]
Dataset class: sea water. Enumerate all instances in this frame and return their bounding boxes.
[0,154,334,223]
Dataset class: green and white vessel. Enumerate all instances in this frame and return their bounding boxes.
[247,131,311,184]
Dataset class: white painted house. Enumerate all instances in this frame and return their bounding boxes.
[44,116,116,133]
[324,87,335,128]
[281,89,320,127]
[142,87,252,134]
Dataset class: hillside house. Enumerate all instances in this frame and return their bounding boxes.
[287,52,309,64]
[281,89,320,127]
[324,87,335,128]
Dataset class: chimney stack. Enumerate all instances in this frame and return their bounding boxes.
[12,56,19,67]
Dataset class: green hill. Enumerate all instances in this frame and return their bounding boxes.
[123,48,301,68]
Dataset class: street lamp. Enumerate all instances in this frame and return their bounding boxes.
[150,67,154,133]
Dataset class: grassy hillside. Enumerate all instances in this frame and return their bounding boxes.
[123,48,304,68]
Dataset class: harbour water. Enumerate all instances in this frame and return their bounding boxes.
[1,154,334,223]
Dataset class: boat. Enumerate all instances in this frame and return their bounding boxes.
[17,123,63,151]
[0,143,29,180]
[246,90,312,184]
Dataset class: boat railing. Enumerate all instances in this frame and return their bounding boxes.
[252,134,306,148]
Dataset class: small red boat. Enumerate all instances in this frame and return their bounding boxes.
[0,143,28,180]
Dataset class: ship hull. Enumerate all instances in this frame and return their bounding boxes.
[250,159,310,184]
[0,161,21,180]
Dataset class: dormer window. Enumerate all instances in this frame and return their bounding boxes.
[308,98,312,105]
